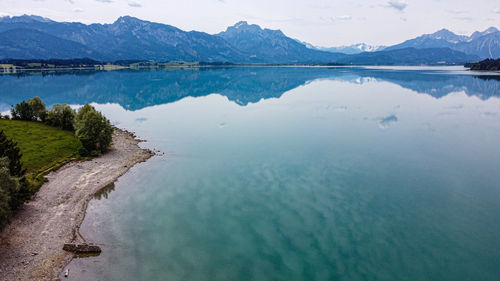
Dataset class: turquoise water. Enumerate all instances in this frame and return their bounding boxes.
[1,67,500,280]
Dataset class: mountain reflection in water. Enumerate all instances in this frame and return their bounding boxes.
[0,67,499,111]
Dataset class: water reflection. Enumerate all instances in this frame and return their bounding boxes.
[2,66,498,281]
[93,183,115,200]
[0,67,499,111]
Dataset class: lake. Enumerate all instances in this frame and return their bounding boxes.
[1,66,500,280]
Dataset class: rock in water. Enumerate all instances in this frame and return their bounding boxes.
[63,243,102,253]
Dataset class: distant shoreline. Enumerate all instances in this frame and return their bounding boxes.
[0,62,473,75]
[0,128,154,281]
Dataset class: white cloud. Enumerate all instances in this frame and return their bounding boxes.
[337,15,352,21]
[128,1,142,8]
[387,0,407,11]
[448,9,466,15]
[73,8,84,13]
[96,0,113,2]
[454,16,472,22]
[328,15,353,23]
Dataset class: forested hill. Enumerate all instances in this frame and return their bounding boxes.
[465,59,500,71]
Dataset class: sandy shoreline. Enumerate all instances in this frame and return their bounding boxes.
[0,128,154,281]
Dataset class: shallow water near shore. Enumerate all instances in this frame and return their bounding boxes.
[2,66,500,280]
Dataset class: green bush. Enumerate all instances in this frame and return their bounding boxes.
[0,130,26,177]
[75,104,114,155]
[0,157,19,228]
[28,97,48,122]
[11,101,35,121]
[10,97,47,122]
[45,104,75,131]
[0,131,31,229]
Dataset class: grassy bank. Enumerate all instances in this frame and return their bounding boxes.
[0,119,83,190]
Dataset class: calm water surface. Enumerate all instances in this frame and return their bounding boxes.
[1,67,500,280]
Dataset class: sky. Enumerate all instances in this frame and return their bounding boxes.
[0,0,499,46]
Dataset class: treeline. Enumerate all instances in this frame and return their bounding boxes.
[6,97,113,156]
[0,58,103,68]
[0,58,198,69]
[465,59,500,71]
[198,61,235,66]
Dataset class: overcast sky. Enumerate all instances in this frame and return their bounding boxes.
[1,0,499,46]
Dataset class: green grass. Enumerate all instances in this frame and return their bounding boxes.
[0,119,83,190]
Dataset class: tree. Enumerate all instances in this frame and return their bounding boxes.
[28,96,47,122]
[10,97,47,122]
[74,104,114,155]
[0,130,25,177]
[0,131,30,211]
[11,101,35,121]
[0,157,19,229]
[45,104,75,131]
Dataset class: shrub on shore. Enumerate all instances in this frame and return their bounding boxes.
[10,97,47,122]
[0,130,26,178]
[0,157,20,228]
[11,101,35,121]
[46,104,75,131]
[0,131,30,229]
[29,97,48,122]
[75,104,114,156]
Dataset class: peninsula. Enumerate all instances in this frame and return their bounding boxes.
[0,128,153,280]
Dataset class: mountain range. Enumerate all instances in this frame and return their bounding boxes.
[336,47,479,65]
[216,21,344,63]
[307,43,386,55]
[0,15,247,62]
[0,15,495,64]
[385,27,500,58]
